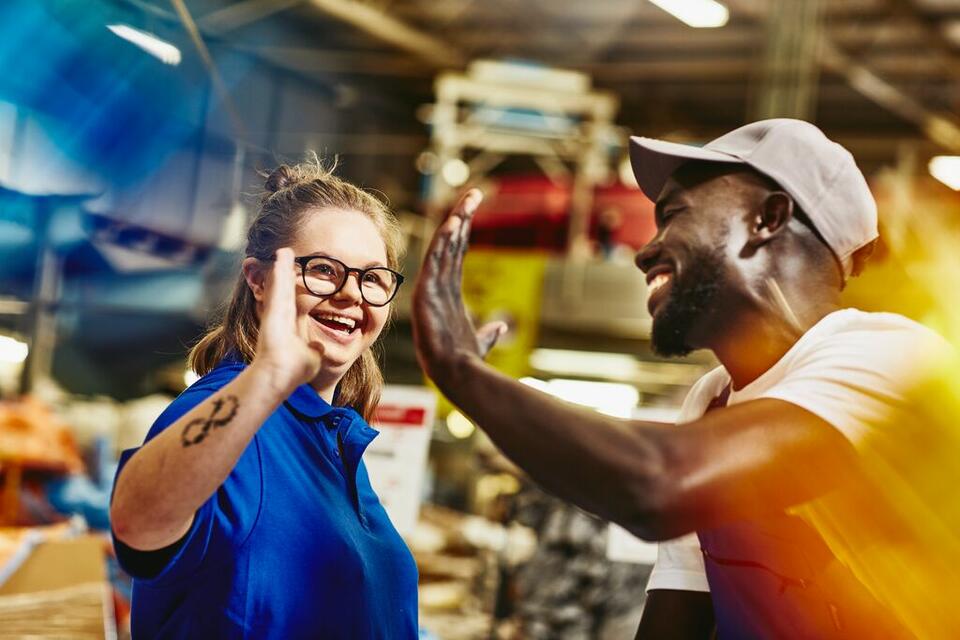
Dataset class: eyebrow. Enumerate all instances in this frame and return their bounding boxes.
[303,253,387,269]
[654,186,683,221]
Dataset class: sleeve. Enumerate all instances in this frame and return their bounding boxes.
[110,374,262,586]
[646,533,710,592]
[761,322,947,445]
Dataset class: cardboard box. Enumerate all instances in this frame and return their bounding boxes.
[0,534,112,639]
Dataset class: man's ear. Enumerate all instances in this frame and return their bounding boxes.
[242,257,267,303]
[747,191,794,249]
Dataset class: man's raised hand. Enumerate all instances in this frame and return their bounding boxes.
[412,190,506,383]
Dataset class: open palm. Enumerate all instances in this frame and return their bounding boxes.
[256,247,324,392]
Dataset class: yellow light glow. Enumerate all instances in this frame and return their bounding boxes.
[446,410,476,439]
[929,156,960,190]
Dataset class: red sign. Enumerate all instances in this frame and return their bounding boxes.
[373,406,426,428]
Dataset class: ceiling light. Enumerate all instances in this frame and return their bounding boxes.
[648,0,729,28]
[929,156,960,190]
[107,24,182,66]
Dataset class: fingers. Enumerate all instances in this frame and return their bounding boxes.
[475,321,508,358]
[452,191,481,282]
[450,189,482,258]
[452,188,483,222]
[443,190,483,277]
[261,248,297,336]
[423,189,483,288]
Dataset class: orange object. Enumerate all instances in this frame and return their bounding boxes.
[0,397,83,474]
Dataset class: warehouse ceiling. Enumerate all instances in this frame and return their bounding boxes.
[108,0,960,170]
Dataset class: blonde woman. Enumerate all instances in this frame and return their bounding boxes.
[110,161,417,639]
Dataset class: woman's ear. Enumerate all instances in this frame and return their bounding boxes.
[242,257,267,303]
[747,191,794,249]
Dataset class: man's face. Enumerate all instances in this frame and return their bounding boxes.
[636,164,757,356]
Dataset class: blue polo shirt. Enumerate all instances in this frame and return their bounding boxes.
[111,356,419,639]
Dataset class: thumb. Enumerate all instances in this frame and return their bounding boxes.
[476,321,508,358]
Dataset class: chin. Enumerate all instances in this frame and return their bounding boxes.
[651,316,695,357]
[320,347,360,372]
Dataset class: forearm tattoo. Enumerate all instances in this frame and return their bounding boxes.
[181,396,239,447]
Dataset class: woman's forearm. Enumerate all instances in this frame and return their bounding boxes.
[110,361,293,550]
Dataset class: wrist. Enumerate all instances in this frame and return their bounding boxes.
[429,349,482,398]
[248,357,302,398]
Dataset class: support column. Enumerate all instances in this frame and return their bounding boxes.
[752,0,823,120]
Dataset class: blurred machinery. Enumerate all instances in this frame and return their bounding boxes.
[423,59,620,256]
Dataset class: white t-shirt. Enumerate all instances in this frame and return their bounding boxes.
[646,308,948,593]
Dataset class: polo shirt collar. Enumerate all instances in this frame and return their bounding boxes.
[285,383,380,469]
[285,382,336,422]
[215,352,336,422]
[215,353,379,454]
[216,351,248,373]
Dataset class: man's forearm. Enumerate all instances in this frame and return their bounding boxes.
[440,353,672,538]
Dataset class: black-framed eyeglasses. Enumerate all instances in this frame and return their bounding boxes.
[293,255,404,307]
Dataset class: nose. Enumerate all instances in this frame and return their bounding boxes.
[334,271,364,304]
[635,238,662,274]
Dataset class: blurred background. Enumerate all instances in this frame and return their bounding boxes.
[0,0,959,638]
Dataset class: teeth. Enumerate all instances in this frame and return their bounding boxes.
[314,312,357,330]
[648,273,671,296]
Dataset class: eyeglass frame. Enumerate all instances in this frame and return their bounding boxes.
[290,254,405,307]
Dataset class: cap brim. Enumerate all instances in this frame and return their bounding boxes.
[629,136,743,202]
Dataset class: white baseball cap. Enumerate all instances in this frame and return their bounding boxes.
[629,119,878,279]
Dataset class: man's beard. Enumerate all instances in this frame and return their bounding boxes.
[650,245,727,357]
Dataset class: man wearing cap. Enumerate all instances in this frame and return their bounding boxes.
[412,119,949,637]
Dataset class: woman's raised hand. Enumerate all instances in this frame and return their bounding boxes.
[255,247,323,393]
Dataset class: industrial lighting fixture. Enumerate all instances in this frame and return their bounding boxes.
[107,24,182,65]
[929,156,960,190]
[0,335,28,364]
[648,0,729,28]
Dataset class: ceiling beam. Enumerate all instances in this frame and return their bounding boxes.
[304,0,466,67]
[885,0,960,75]
[726,0,960,152]
[242,46,432,76]
[443,21,929,52]
[819,40,960,151]
[197,0,303,34]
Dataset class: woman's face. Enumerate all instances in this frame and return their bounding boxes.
[289,208,392,385]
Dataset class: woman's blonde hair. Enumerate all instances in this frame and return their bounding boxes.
[188,157,403,421]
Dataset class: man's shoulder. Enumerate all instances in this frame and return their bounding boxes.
[803,308,949,360]
[813,308,942,341]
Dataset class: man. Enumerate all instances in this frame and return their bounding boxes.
[412,119,953,638]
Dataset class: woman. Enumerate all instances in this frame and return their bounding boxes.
[110,160,418,639]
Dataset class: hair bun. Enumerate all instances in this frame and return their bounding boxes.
[264,165,298,194]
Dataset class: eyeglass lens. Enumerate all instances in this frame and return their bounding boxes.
[302,256,398,305]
